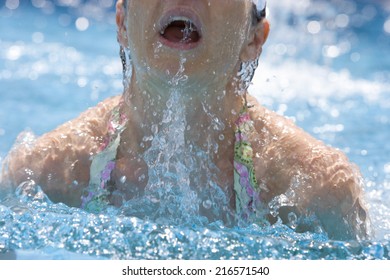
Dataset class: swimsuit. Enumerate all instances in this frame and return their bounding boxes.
[233,108,262,222]
[81,101,127,212]
[81,99,262,223]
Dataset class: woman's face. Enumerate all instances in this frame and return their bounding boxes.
[121,0,256,91]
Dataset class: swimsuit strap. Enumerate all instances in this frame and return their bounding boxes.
[233,107,262,222]
[81,99,128,212]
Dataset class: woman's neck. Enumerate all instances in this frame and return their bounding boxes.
[120,70,245,159]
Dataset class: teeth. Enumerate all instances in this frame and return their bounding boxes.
[160,16,197,35]
[170,16,192,22]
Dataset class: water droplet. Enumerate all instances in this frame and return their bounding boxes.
[138,174,146,182]
[287,212,298,229]
[143,135,153,142]
[202,200,212,209]
[151,124,158,135]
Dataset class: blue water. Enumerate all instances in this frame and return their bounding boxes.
[0,0,389,259]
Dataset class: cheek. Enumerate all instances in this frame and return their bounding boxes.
[206,26,248,69]
[127,19,156,67]
[207,11,250,54]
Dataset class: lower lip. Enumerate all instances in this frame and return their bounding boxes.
[158,35,202,51]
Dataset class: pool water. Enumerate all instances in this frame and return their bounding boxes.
[0,0,389,259]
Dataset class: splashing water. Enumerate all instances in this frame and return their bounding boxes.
[0,0,389,260]
[126,88,200,224]
[120,55,232,225]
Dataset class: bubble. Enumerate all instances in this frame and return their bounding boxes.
[274,43,287,55]
[277,104,288,115]
[75,17,89,31]
[323,45,340,58]
[58,14,72,27]
[307,21,321,34]
[6,45,22,61]
[5,0,19,10]
[77,77,88,88]
[330,108,340,118]
[384,18,390,34]
[350,52,361,63]
[99,0,115,8]
[32,32,45,44]
[335,14,349,28]
[362,5,377,20]
[31,0,46,8]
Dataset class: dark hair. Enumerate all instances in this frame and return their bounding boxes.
[252,3,267,25]
[122,1,266,25]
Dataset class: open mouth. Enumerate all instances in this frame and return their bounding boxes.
[159,12,202,50]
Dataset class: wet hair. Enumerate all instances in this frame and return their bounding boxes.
[252,3,267,25]
[122,1,266,25]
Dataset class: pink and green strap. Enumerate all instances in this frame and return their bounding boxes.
[233,108,261,222]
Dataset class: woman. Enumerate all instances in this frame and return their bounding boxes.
[1,0,369,240]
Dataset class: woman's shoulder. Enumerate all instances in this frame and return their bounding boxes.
[77,95,122,130]
[248,95,358,183]
[26,95,122,155]
[1,95,122,191]
[247,96,369,239]
[44,95,122,145]
[248,96,310,147]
